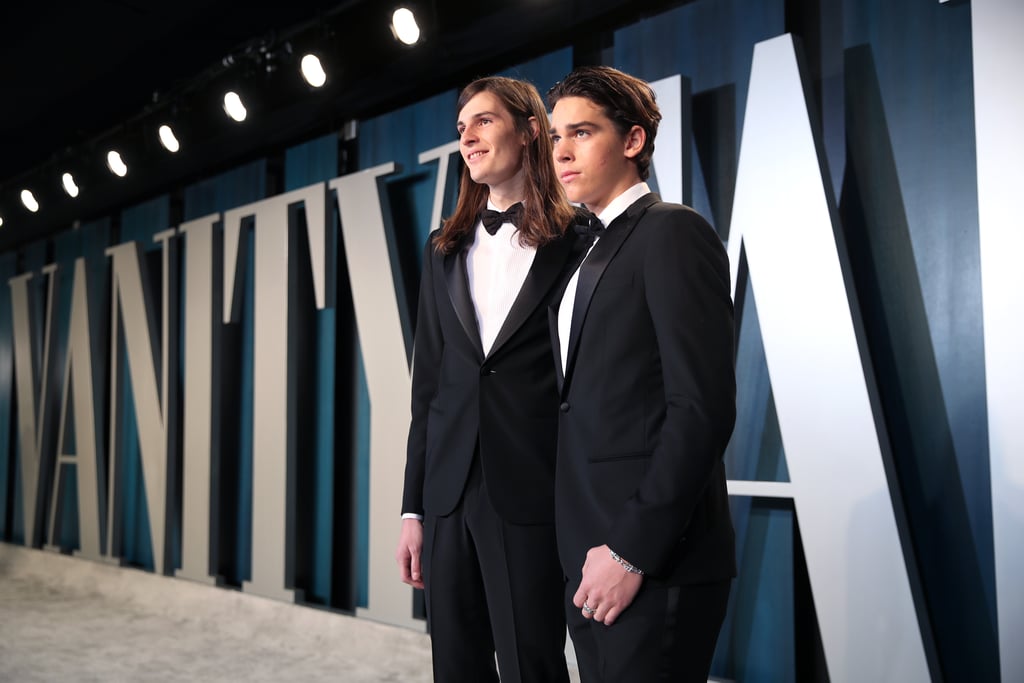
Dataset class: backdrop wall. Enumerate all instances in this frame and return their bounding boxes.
[2,1,1017,681]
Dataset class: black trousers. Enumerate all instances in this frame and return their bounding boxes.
[566,576,731,683]
[422,459,569,683]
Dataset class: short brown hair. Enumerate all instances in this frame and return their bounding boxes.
[435,76,573,254]
[547,66,661,181]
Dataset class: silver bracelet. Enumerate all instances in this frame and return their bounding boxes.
[610,549,644,576]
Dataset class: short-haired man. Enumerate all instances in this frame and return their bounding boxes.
[548,65,737,682]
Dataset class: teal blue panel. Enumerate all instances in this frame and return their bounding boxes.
[115,197,170,571]
[726,276,787,484]
[183,161,267,221]
[118,371,153,569]
[843,2,991,679]
[182,160,267,587]
[496,48,572,96]
[284,133,339,605]
[358,87,458,250]
[55,464,79,550]
[715,500,795,682]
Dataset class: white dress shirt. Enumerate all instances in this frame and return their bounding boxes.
[558,183,651,372]
[466,201,537,356]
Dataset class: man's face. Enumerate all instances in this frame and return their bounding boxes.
[550,96,640,216]
[457,90,526,195]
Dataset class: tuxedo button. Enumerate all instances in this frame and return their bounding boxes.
[559,402,570,413]
[480,367,495,376]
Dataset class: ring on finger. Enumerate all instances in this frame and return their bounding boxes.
[582,601,596,615]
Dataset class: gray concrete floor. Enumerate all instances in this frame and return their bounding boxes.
[0,542,741,683]
[0,542,435,682]
[0,543,585,682]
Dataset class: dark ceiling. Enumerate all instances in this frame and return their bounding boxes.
[0,2,343,182]
[0,0,684,251]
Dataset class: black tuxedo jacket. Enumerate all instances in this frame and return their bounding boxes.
[552,193,737,584]
[402,227,582,525]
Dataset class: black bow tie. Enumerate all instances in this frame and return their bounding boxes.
[480,202,524,235]
[573,211,605,239]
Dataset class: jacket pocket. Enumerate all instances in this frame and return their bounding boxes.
[587,450,650,463]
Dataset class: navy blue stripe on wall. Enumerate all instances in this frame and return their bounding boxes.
[283,134,343,607]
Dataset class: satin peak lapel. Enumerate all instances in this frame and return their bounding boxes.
[563,193,659,390]
[443,247,485,359]
[549,305,566,391]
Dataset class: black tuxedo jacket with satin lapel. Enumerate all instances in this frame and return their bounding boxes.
[551,193,737,584]
[402,225,583,525]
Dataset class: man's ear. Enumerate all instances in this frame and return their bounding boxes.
[623,124,646,159]
[526,116,540,142]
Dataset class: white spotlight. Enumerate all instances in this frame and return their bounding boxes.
[158,124,180,152]
[300,54,327,88]
[223,91,247,122]
[62,172,80,198]
[107,150,128,177]
[0,216,5,228]
[21,189,40,213]
[391,8,421,45]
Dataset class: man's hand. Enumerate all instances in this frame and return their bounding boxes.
[395,518,425,589]
[572,544,643,625]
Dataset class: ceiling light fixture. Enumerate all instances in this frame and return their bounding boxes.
[21,189,40,213]
[391,8,421,45]
[62,172,80,198]
[223,91,247,122]
[106,150,128,177]
[300,54,327,88]
[158,124,181,152]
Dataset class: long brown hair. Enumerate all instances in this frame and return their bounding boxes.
[435,76,574,254]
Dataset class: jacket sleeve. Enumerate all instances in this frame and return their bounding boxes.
[606,208,736,575]
[401,233,445,516]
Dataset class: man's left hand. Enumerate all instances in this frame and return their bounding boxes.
[572,544,643,625]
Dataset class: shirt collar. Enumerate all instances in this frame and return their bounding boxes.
[485,198,524,212]
[595,182,651,228]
